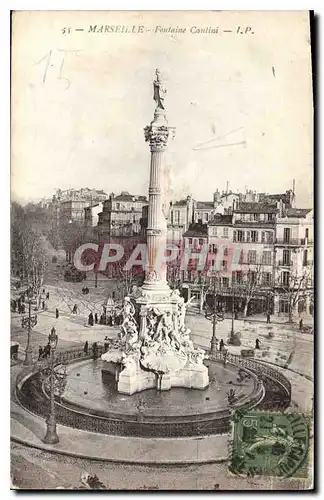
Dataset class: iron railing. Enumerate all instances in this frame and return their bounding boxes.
[15,346,291,438]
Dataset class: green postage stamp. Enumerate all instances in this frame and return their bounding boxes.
[229,410,310,478]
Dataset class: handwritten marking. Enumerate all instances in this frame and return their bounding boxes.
[35,50,52,84]
[34,49,82,88]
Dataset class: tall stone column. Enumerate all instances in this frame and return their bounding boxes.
[143,78,175,291]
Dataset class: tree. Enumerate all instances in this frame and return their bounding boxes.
[59,220,88,263]
[276,266,313,322]
[11,202,49,295]
[241,264,263,317]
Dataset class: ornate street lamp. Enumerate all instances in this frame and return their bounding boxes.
[21,292,38,365]
[43,327,59,444]
[205,277,224,356]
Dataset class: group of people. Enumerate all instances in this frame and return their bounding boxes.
[11,289,50,314]
[38,342,52,360]
[82,287,90,295]
[87,311,122,327]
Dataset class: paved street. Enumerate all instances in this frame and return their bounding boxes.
[11,441,312,490]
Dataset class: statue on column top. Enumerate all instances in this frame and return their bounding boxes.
[153,69,166,110]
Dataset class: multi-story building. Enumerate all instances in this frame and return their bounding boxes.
[84,202,104,241]
[274,207,313,317]
[97,192,148,242]
[60,199,90,224]
[167,196,194,244]
[179,193,313,320]
[193,201,215,224]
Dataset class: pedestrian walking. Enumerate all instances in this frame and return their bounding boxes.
[255,338,260,349]
[46,292,50,300]
[43,344,51,358]
[38,346,43,360]
[99,314,104,325]
[223,350,228,366]
[72,304,78,314]
[42,301,45,311]
[95,313,98,324]
[266,312,271,324]
[84,341,89,355]
[56,308,59,319]
[88,312,94,326]
[92,342,98,360]
[219,339,225,352]
[299,318,303,330]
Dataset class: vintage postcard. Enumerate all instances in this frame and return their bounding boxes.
[10,10,314,490]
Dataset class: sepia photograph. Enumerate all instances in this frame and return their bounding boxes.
[10,9,314,490]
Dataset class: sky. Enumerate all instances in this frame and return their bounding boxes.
[11,11,313,207]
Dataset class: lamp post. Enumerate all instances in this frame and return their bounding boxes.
[22,292,38,365]
[231,286,235,336]
[206,276,224,356]
[43,327,59,444]
[228,285,241,346]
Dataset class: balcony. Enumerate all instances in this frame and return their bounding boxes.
[233,219,275,227]
[277,260,293,267]
[275,238,313,246]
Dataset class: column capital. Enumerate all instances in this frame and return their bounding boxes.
[144,124,170,152]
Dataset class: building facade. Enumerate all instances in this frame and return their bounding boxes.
[97,192,148,242]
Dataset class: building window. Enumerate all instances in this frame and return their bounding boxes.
[232,271,243,284]
[205,212,209,222]
[283,250,291,266]
[198,238,204,246]
[305,228,309,239]
[237,230,245,242]
[248,250,257,264]
[268,213,274,221]
[261,232,265,243]
[303,250,308,266]
[222,277,229,288]
[262,251,272,265]
[222,260,227,270]
[284,228,291,243]
[251,231,258,243]
[223,227,229,238]
[213,227,218,237]
[224,247,228,256]
[282,271,290,287]
[262,272,272,285]
[239,250,244,264]
[246,231,251,242]
[188,238,193,245]
[253,213,258,221]
[248,271,257,283]
[266,232,273,243]
[279,300,289,313]
[233,231,237,242]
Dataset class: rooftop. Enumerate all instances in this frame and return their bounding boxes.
[209,214,233,226]
[234,202,279,214]
[282,208,312,218]
[113,192,148,202]
[196,201,214,210]
[183,223,208,238]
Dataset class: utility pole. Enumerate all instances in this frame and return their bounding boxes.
[231,286,235,335]
[95,272,98,288]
